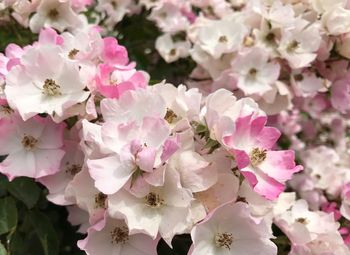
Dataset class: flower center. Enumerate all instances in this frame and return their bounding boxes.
[250,147,267,166]
[248,68,258,79]
[21,135,38,150]
[169,48,177,56]
[265,32,275,43]
[145,192,164,208]
[111,1,118,8]
[94,192,107,208]
[68,49,79,59]
[296,217,308,225]
[65,164,82,176]
[287,40,299,53]
[42,79,62,97]
[0,105,14,115]
[215,232,233,249]
[244,36,254,47]
[164,108,177,123]
[110,226,129,244]
[48,9,59,20]
[218,35,228,43]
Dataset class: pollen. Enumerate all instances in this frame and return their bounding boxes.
[145,192,164,208]
[250,147,267,166]
[265,32,275,43]
[48,9,59,20]
[287,40,299,53]
[244,36,255,47]
[65,164,82,176]
[296,217,309,225]
[68,49,79,59]
[94,192,107,209]
[215,232,233,249]
[218,35,228,43]
[169,48,177,56]
[0,105,14,115]
[21,135,38,150]
[164,108,177,124]
[110,226,129,244]
[248,68,258,78]
[42,79,62,97]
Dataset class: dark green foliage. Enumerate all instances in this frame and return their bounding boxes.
[157,235,193,255]
[0,174,84,255]
[272,224,291,255]
[114,11,195,85]
[0,15,37,52]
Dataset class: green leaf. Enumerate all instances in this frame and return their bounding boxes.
[28,211,59,255]
[0,243,6,255]
[7,177,40,209]
[0,196,17,235]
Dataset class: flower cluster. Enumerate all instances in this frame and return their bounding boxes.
[88,0,350,115]
[2,0,350,254]
[87,1,350,252]
[0,26,325,255]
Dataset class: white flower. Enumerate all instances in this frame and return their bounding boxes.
[322,6,350,35]
[190,202,277,255]
[78,216,158,255]
[108,168,193,244]
[277,19,321,68]
[155,33,191,63]
[29,0,84,33]
[190,15,248,59]
[231,47,280,96]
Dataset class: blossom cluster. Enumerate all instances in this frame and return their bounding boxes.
[1,0,350,254]
[2,26,337,255]
[87,1,350,252]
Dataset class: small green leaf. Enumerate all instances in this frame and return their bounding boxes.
[0,196,17,235]
[28,211,59,255]
[7,177,40,209]
[0,243,6,255]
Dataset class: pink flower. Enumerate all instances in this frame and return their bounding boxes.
[5,44,90,121]
[0,115,65,180]
[275,199,349,255]
[38,139,84,205]
[223,115,303,200]
[101,37,129,66]
[87,117,173,195]
[330,79,350,113]
[95,64,148,99]
[65,168,106,224]
[341,183,350,220]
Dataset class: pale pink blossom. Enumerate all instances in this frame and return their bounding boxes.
[108,168,193,243]
[223,115,303,200]
[78,215,159,255]
[231,47,280,96]
[190,202,277,255]
[29,0,84,33]
[5,44,90,121]
[0,115,65,180]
